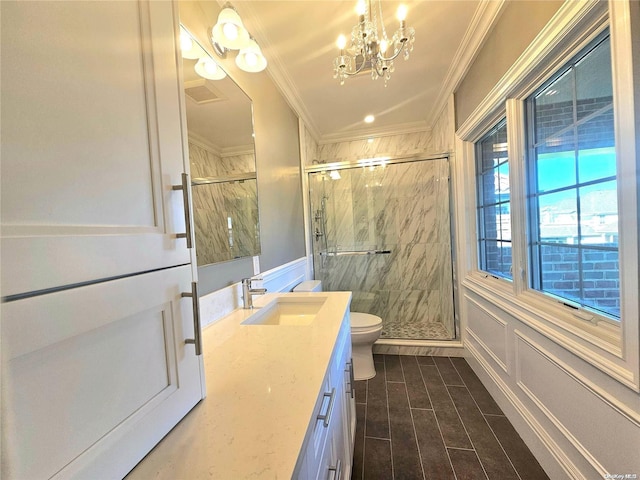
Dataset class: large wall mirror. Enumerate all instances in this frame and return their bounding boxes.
[180,26,261,266]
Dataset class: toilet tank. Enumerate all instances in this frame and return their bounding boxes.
[293,280,323,292]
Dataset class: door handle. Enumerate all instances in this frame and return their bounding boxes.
[173,173,193,248]
[182,281,202,355]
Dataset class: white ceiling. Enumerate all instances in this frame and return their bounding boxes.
[232,0,496,143]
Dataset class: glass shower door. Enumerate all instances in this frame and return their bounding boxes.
[308,159,455,340]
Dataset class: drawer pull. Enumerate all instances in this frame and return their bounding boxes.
[317,388,336,427]
[172,173,193,248]
[182,281,202,356]
[346,359,355,398]
[328,458,342,480]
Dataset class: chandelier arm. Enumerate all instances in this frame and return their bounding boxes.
[371,60,386,76]
[341,59,369,76]
[377,41,408,62]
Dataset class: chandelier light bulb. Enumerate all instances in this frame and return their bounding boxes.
[397,4,407,22]
[380,38,389,53]
[337,34,347,50]
[356,0,367,16]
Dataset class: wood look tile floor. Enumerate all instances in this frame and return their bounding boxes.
[351,355,550,480]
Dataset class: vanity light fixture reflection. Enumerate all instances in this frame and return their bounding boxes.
[180,26,226,81]
[180,27,203,59]
[180,22,261,267]
[195,57,227,80]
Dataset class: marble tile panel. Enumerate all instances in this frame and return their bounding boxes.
[192,180,259,265]
[316,131,432,164]
[429,97,455,154]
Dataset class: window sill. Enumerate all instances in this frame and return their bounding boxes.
[462,271,636,390]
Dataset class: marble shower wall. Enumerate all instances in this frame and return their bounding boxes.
[189,141,260,265]
[315,130,433,164]
[309,158,454,340]
[189,141,255,177]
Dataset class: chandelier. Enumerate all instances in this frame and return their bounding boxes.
[333,0,415,86]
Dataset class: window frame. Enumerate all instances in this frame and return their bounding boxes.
[453,0,639,390]
[524,30,621,323]
[475,117,513,281]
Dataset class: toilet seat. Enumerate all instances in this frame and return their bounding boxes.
[350,312,382,331]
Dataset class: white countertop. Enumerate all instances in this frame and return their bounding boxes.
[126,291,352,479]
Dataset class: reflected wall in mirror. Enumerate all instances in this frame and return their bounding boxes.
[180,26,261,266]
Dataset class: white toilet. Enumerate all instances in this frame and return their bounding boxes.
[293,280,383,380]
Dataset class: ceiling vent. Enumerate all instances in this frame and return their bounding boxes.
[184,79,227,104]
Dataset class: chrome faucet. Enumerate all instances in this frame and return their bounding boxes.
[242,277,267,309]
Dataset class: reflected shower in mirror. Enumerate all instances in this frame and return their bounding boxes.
[180,26,260,266]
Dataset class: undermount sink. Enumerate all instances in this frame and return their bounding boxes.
[241,295,328,326]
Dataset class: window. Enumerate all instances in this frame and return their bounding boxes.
[460,0,639,383]
[526,32,619,319]
[476,119,512,280]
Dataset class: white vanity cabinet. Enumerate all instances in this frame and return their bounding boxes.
[1,1,203,479]
[296,312,356,480]
[1,0,193,297]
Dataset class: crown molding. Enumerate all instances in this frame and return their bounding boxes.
[456,0,606,140]
[426,0,507,127]
[318,121,430,145]
[188,131,222,156]
[221,144,255,157]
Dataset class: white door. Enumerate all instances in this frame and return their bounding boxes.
[1,265,203,479]
[0,0,192,298]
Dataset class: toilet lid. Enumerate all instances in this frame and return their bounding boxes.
[350,312,382,329]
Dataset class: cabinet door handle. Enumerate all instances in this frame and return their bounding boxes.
[328,458,342,480]
[316,388,336,427]
[172,172,193,248]
[182,281,202,355]
[345,359,355,398]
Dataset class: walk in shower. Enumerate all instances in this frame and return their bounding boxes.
[307,155,456,340]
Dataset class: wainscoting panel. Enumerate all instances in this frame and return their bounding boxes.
[514,331,640,477]
[465,295,509,373]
